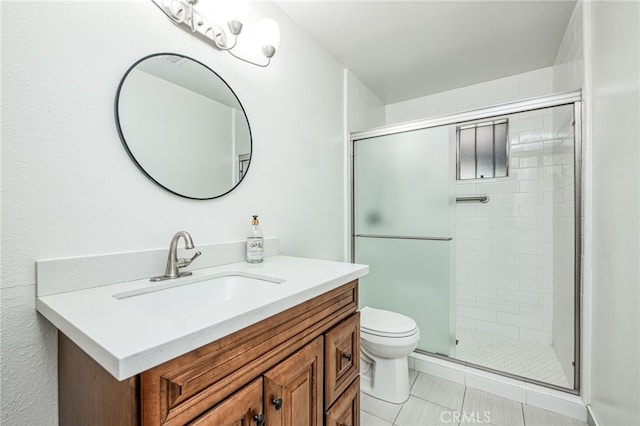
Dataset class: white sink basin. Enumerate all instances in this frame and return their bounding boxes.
[113,271,286,317]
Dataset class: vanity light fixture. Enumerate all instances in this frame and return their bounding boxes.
[151,0,280,67]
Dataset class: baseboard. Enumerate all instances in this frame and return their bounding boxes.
[586,405,600,426]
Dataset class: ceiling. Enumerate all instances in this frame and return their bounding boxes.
[275,0,576,104]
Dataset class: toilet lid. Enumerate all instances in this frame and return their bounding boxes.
[360,306,418,338]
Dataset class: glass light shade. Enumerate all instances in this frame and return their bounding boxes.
[257,18,280,49]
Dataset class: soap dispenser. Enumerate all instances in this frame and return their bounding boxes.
[246,215,264,263]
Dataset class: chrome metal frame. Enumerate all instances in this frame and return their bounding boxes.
[351,91,581,141]
[573,100,583,394]
[455,119,510,181]
[349,91,583,394]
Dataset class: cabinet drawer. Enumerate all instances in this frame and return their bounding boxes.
[189,377,263,425]
[324,312,360,408]
[325,376,360,426]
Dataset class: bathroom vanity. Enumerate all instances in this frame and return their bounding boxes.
[37,254,367,426]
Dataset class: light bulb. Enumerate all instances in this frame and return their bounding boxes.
[257,18,280,50]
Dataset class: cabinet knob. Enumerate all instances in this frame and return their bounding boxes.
[253,414,265,426]
[272,397,283,410]
[343,352,353,362]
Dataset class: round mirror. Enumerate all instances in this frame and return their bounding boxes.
[115,53,252,199]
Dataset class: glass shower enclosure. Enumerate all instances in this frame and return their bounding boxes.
[351,92,582,392]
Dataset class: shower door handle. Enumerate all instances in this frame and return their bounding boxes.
[355,234,452,241]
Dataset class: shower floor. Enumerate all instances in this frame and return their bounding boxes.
[454,328,571,388]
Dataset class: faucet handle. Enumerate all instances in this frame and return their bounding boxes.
[178,251,202,268]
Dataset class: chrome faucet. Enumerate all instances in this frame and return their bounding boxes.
[151,231,202,282]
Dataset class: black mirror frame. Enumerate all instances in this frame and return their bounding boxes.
[114,52,253,200]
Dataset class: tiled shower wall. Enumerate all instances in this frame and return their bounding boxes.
[455,108,573,345]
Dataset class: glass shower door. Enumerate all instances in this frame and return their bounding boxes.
[353,126,456,355]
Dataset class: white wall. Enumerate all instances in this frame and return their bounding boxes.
[385,67,554,126]
[345,69,385,133]
[554,2,640,421]
[0,1,349,424]
[587,1,640,424]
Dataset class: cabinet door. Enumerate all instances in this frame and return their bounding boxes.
[189,377,263,426]
[325,377,360,426]
[264,337,324,426]
[325,312,360,407]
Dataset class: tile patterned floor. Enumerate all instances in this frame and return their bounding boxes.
[454,328,571,388]
[360,370,586,426]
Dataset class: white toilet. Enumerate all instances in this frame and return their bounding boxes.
[359,306,420,404]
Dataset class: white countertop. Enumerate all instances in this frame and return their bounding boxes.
[37,255,368,380]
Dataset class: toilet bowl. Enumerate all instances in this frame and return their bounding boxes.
[359,306,420,404]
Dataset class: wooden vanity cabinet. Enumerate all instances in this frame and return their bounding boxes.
[59,280,361,426]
